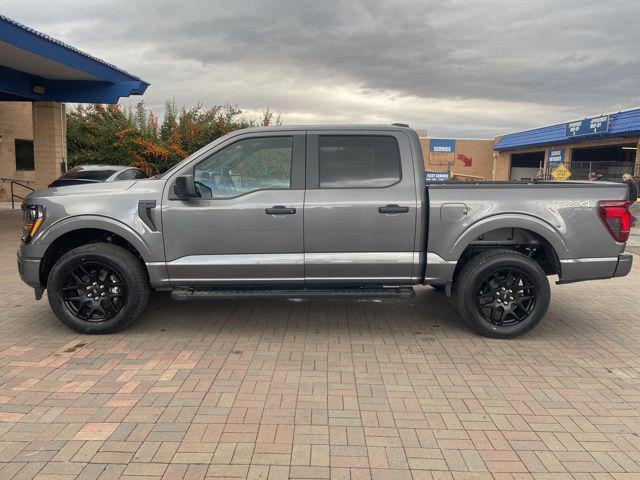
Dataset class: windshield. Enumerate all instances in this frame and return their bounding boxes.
[61,167,117,181]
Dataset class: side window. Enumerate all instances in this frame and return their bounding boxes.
[194,136,292,199]
[132,169,147,179]
[115,169,136,181]
[318,135,401,188]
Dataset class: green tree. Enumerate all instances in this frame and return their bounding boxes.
[159,99,177,142]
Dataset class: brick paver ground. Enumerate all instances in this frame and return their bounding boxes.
[1,209,639,479]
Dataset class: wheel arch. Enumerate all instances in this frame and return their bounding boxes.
[449,213,569,260]
[38,216,153,286]
[448,215,566,285]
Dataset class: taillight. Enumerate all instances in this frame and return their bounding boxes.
[597,200,631,243]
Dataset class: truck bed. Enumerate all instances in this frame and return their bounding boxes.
[425,180,630,283]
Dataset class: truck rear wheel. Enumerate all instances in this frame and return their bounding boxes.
[47,243,149,334]
[456,249,550,338]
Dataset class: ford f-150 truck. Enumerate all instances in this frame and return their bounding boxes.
[17,125,633,338]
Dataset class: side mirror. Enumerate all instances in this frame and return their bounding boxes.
[172,174,198,199]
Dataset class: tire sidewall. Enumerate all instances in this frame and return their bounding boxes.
[48,247,144,333]
[460,254,550,338]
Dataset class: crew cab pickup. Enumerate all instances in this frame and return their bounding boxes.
[18,125,633,338]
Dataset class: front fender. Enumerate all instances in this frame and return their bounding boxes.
[35,215,156,261]
[448,213,570,260]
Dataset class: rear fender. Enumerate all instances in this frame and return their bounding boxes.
[448,213,569,260]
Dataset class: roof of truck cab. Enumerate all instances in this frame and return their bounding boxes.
[235,124,416,133]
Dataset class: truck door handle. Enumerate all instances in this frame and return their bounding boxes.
[265,205,296,215]
[378,204,409,214]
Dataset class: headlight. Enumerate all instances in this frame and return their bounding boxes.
[21,205,45,243]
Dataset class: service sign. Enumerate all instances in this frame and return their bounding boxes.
[547,149,565,169]
[425,170,450,182]
[565,115,609,137]
[429,139,456,153]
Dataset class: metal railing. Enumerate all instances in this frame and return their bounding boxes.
[1,178,35,209]
[568,160,637,181]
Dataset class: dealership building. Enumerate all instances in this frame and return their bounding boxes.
[422,108,640,183]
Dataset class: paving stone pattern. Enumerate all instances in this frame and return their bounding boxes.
[1,210,639,479]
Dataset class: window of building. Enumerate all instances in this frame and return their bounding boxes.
[15,139,35,171]
[318,135,401,188]
[194,136,292,198]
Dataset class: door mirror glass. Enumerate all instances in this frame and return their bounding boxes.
[173,174,198,198]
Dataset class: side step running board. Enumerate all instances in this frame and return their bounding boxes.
[171,286,415,301]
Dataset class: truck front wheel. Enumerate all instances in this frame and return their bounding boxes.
[456,249,550,338]
[47,243,150,334]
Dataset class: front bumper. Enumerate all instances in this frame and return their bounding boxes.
[17,246,42,288]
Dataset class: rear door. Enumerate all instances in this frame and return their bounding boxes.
[304,130,418,284]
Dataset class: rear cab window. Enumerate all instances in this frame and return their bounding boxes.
[318,135,401,188]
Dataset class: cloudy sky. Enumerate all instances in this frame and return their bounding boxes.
[3,0,640,137]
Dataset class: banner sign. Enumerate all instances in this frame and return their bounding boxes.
[547,149,564,169]
[429,139,456,153]
[565,115,609,137]
[425,170,450,182]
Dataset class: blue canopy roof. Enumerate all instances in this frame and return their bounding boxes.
[0,14,149,103]
[494,108,640,151]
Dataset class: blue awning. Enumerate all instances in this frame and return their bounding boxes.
[494,108,640,151]
[0,14,149,103]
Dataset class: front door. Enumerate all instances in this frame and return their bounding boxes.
[162,132,305,285]
[303,131,418,284]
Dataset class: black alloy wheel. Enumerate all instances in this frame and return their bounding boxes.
[475,268,536,327]
[62,262,127,322]
[455,249,550,338]
[47,243,149,333]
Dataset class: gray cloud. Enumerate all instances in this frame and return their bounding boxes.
[3,0,640,137]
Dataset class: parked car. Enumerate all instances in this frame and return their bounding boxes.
[48,165,147,188]
[19,125,633,338]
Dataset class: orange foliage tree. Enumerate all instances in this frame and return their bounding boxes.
[67,101,282,174]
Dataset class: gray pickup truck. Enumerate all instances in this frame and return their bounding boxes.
[18,125,633,338]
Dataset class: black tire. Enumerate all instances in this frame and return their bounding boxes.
[47,243,149,333]
[455,249,550,338]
